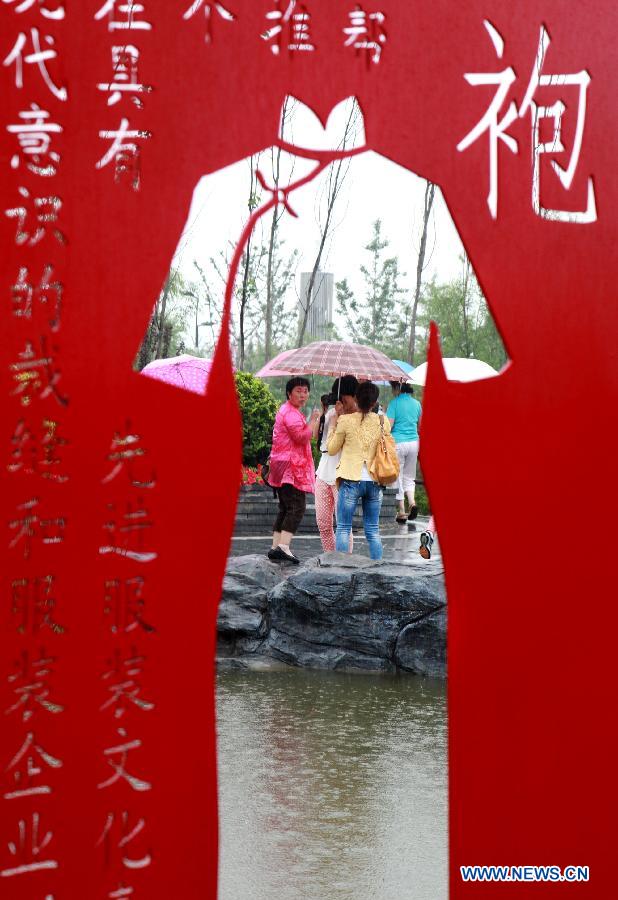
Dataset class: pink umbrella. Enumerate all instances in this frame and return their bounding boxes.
[254,348,298,377]
[269,341,410,381]
[140,354,213,395]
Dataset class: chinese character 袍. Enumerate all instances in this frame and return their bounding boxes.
[11,575,66,635]
[94,1,152,32]
[5,648,64,722]
[0,812,58,878]
[183,1,236,45]
[2,28,67,101]
[98,727,152,792]
[99,499,157,563]
[8,418,69,482]
[343,5,387,64]
[101,647,155,718]
[9,337,69,407]
[10,264,63,331]
[97,118,152,191]
[4,187,66,246]
[97,811,152,869]
[104,577,156,634]
[97,45,153,109]
[7,103,62,176]
[457,20,597,222]
[4,731,63,800]
[8,497,66,559]
[262,1,314,55]
[102,426,155,488]
[1,0,65,18]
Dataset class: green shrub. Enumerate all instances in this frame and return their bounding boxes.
[235,371,279,467]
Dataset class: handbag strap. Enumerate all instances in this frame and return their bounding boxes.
[377,413,386,449]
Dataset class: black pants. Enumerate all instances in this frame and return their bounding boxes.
[273,484,306,535]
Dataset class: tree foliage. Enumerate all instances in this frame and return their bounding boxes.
[235,371,279,466]
[135,269,189,370]
[417,260,507,370]
[336,219,405,354]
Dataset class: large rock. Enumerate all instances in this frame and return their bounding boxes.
[217,552,447,676]
[394,607,447,677]
[217,554,291,655]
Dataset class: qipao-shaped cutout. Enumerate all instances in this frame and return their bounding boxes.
[136,95,507,394]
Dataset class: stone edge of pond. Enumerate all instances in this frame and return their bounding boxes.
[217,553,447,678]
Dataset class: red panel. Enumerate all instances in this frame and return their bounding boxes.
[1,2,615,896]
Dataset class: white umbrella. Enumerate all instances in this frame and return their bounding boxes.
[409,357,499,386]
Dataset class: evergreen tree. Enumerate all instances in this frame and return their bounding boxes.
[336,220,405,353]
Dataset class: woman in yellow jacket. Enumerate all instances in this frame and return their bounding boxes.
[327,381,391,560]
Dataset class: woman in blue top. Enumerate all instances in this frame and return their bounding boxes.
[387,382,422,523]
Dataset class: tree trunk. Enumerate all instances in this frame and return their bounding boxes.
[461,254,472,358]
[407,181,435,365]
[239,158,258,369]
[297,155,345,346]
[136,316,156,370]
[155,279,172,359]
[264,202,278,359]
[265,135,286,360]
[297,105,357,346]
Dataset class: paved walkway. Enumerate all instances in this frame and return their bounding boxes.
[229,516,440,567]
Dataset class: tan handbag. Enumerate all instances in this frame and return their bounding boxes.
[370,415,400,486]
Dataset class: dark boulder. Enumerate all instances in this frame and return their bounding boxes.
[394,607,447,677]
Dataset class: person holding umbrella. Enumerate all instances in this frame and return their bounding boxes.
[268,377,320,563]
[387,381,422,523]
[313,376,359,552]
[327,381,390,560]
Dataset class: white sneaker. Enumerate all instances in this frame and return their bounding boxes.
[419,531,434,560]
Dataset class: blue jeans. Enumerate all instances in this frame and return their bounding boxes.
[335,479,383,560]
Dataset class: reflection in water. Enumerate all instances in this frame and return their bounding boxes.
[216,670,447,900]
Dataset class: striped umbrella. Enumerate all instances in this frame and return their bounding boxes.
[269,341,410,381]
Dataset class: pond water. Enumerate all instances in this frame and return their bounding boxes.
[216,669,447,900]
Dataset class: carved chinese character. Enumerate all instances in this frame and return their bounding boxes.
[5,648,64,722]
[100,499,157,563]
[97,118,152,191]
[8,497,66,559]
[262,1,314,55]
[97,45,153,109]
[11,575,66,635]
[343,5,386,64]
[2,28,67,100]
[5,187,66,246]
[98,727,152,792]
[1,0,65,18]
[7,103,62,176]
[108,885,134,898]
[101,647,154,719]
[8,418,69,482]
[102,425,155,488]
[457,20,597,222]
[4,731,63,800]
[518,25,596,223]
[10,264,63,331]
[0,812,58,878]
[9,337,69,407]
[183,1,236,45]
[103,577,156,634]
[94,1,152,32]
[97,811,152,869]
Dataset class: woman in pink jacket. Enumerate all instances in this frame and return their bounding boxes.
[268,377,320,563]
